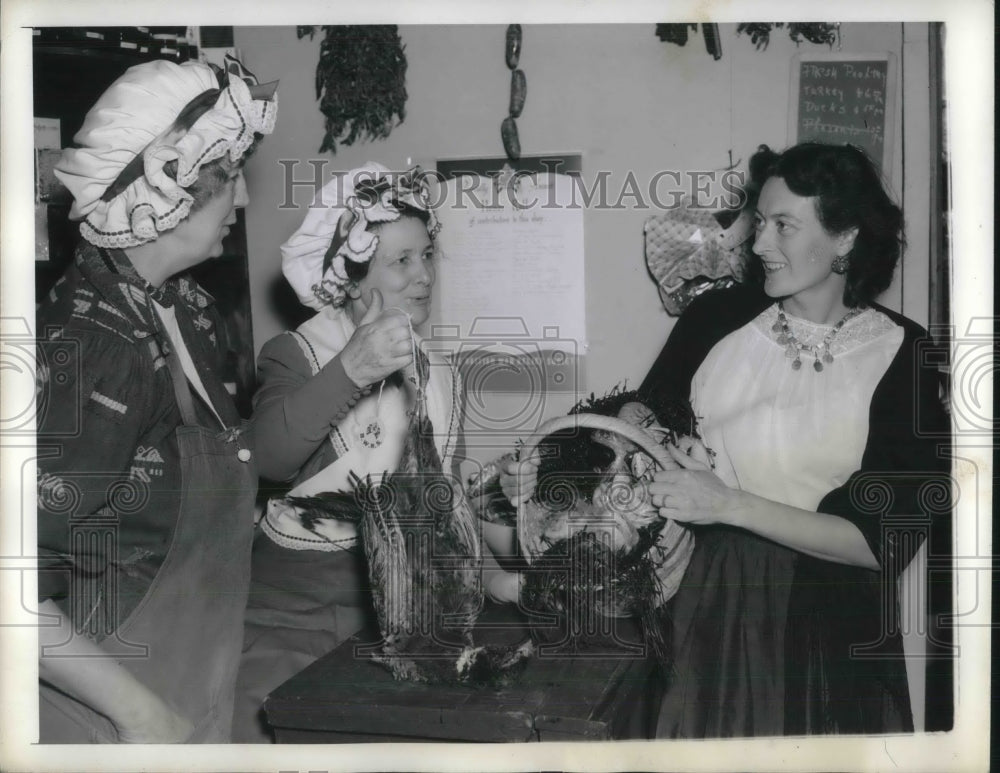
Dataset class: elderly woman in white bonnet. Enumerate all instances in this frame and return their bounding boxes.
[36,55,276,743]
[232,163,477,742]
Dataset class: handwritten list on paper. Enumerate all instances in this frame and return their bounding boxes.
[433,173,586,355]
[794,57,893,170]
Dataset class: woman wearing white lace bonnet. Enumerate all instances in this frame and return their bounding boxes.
[36,55,277,743]
[233,162,468,742]
[255,162,454,496]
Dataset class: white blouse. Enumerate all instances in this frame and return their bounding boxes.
[691,305,904,511]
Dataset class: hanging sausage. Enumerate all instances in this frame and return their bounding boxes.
[501,24,525,161]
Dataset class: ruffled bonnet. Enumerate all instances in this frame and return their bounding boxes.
[55,54,278,249]
[281,163,440,311]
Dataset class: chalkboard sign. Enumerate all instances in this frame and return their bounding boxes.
[789,52,897,172]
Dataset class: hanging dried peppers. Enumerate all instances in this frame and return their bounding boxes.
[297,25,408,154]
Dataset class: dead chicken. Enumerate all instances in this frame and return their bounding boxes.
[288,353,533,685]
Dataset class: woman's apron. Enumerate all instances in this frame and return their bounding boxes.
[39,342,257,743]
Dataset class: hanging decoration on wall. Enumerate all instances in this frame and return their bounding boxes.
[736,23,841,51]
[654,24,697,47]
[655,23,720,57]
[644,201,755,316]
[702,24,722,60]
[500,24,526,161]
[656,23,841,57]
[297,25,408,154]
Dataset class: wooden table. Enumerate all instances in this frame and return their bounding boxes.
[264,605,660,742]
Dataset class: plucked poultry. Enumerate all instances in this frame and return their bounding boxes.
[288,373,698,681]
[287,351,533,685]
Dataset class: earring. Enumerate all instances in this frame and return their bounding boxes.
[831,254,850,274]
[346,283,362,301]
[311,282,338,306]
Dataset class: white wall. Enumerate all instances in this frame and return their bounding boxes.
[234,19,930,466]
[235,23,920,380]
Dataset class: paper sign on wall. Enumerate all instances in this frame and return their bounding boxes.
[432,161,586,356]
[789,52,897,173]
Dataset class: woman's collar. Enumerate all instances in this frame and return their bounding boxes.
[77,241,214,314]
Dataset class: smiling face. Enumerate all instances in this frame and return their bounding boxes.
[353,215,436,326]
[752,176,857,322]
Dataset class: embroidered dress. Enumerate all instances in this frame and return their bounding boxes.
[233,305,462,742]
[258,304,459,551]
[639,285,951,737]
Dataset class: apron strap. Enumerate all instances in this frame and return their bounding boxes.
[164,344,200,428]
[94,246,218,431]
[156,319,251,462]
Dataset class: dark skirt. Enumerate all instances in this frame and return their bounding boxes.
[656,528,795,737]
[785,558,912,734]
[655,527,911,738]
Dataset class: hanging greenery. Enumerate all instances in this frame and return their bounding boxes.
[656,23,839,56]
[297,25,408,154]
[736,23,840,51]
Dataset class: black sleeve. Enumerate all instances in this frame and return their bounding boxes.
[817,318,951,576]
[639,285,771,408]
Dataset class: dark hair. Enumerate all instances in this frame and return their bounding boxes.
[746,142,905,307]
[324,200,433,289]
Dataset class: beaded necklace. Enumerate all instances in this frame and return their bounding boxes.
[772,301,864,372]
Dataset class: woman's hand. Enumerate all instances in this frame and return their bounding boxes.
[649,443,741,526]
[340,289,415,388]
[499,450,540,506]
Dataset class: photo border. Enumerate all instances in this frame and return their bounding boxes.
[1,1,992,771]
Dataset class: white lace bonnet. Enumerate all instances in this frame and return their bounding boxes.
[55,54,278,249]
[281,163,440,311]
